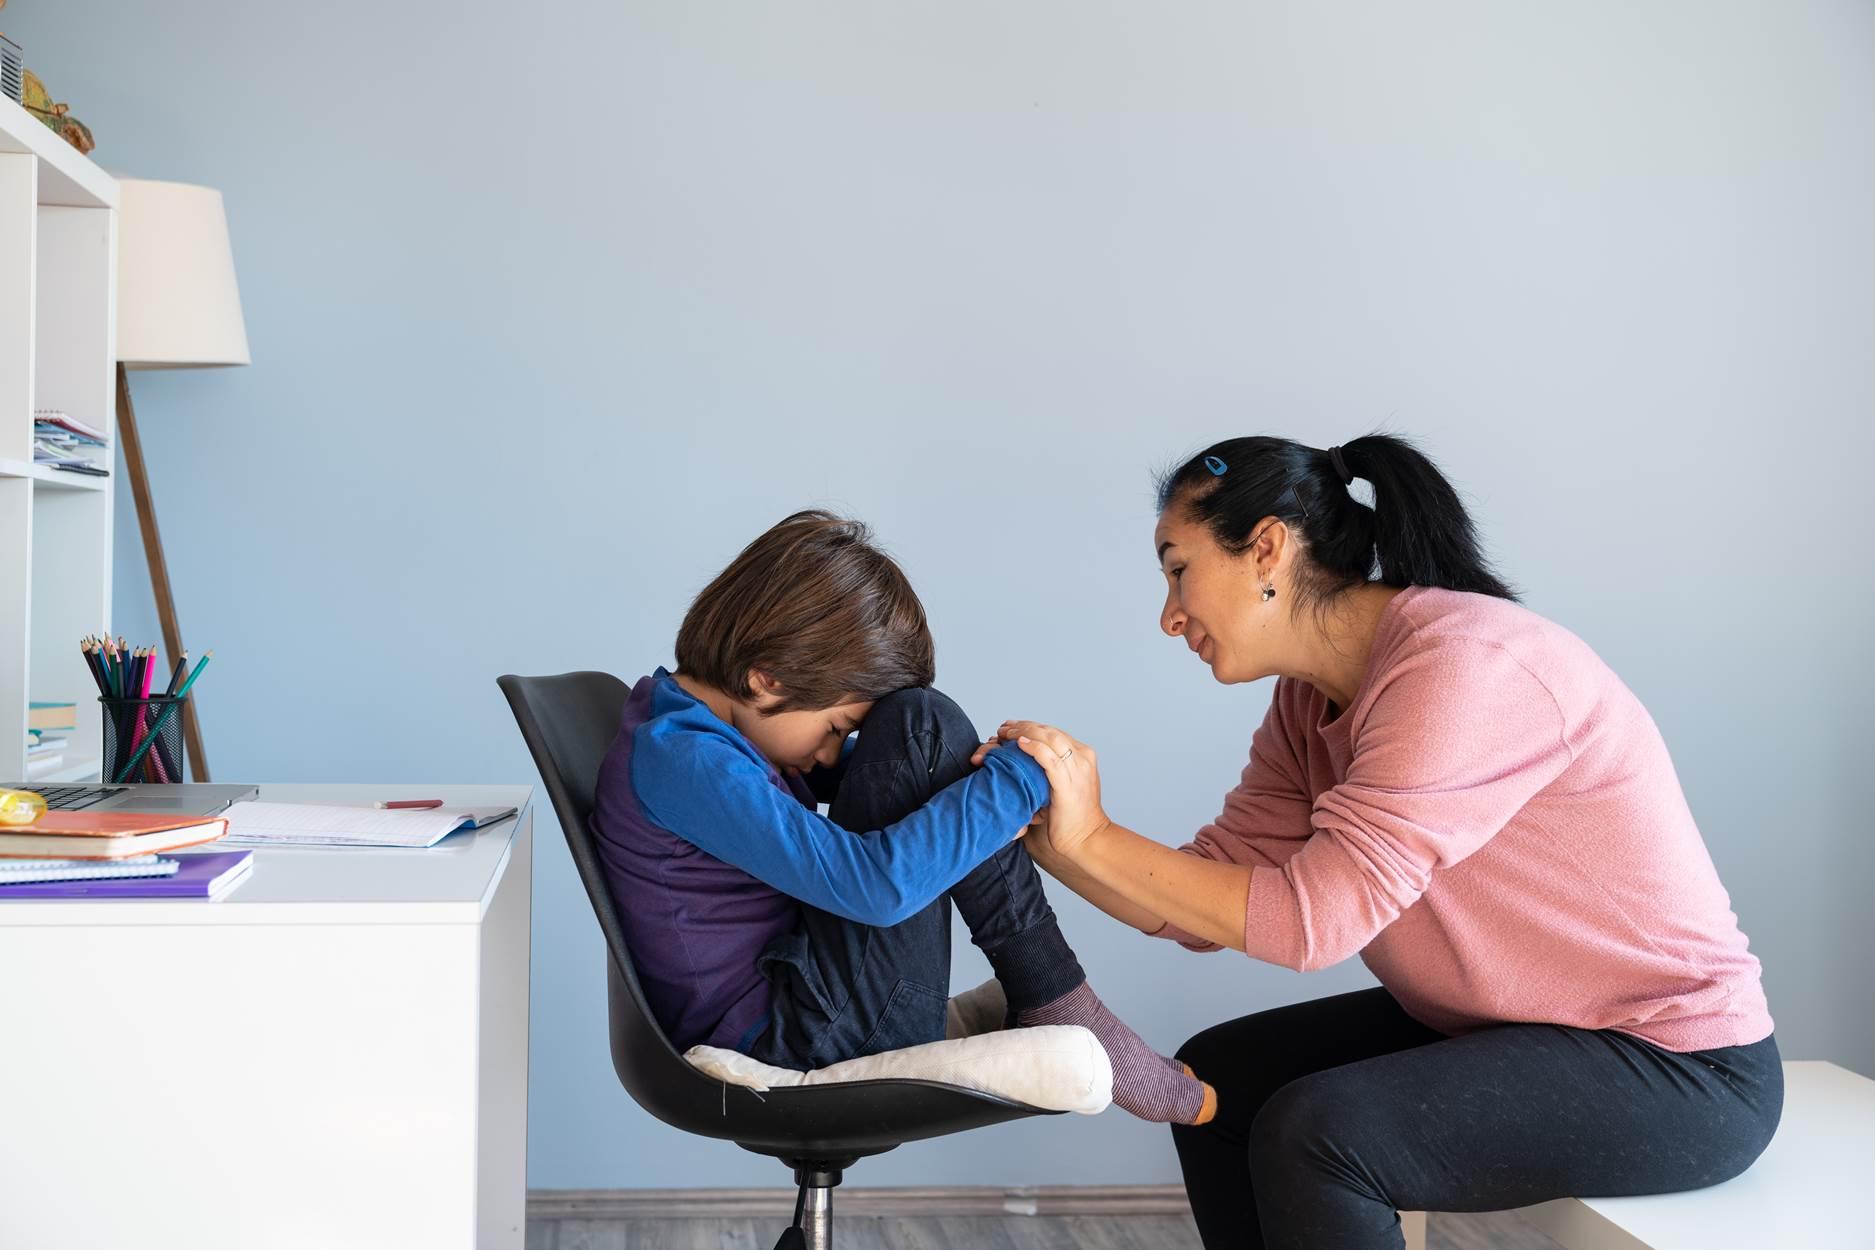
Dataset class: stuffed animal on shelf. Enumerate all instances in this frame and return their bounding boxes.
[20,67,94,153]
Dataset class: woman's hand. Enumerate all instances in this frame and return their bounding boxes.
[973,720,1110,857]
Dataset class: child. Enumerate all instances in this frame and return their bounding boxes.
[589,510,1214,1125]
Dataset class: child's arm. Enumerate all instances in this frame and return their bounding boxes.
[633,728,1048,928]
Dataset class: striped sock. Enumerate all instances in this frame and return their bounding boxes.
[1017,982,1216,1125]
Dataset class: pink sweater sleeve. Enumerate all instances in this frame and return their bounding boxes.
[1149,687,1315,952]
[1157,641,1575,967]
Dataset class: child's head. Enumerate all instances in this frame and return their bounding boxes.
[675,510,933,772]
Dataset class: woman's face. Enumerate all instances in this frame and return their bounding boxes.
[1154,506,1284,685]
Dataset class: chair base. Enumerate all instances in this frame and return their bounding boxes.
[774,1162,849,1250]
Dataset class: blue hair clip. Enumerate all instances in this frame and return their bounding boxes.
[1204,455,1228,476]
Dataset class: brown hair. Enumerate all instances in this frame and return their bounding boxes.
[674,510,934,714]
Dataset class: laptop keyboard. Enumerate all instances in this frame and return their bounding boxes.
[0,784,127,810]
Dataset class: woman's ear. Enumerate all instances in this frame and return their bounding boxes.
[1251,515,1292,571]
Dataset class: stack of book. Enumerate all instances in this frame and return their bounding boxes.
[25,731,67,778]
[0,810,252,900]
[25,702,75,780]
[31,410,110,477]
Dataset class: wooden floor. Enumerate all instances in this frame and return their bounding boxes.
[528,1210,1568,1249]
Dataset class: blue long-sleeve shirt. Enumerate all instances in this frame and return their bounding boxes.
[588,668,1049,1051]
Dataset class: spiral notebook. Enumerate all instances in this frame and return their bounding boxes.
[0,854,181,886]
[0,850,252,899]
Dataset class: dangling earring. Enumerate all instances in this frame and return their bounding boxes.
[1260,579,1276,603]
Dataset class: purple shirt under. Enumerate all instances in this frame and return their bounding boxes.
[588,673,810,1051]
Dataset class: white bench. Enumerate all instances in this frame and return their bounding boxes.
[1403,1061,1872,1250]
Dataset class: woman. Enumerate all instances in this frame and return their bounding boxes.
[977,434,1780,1250]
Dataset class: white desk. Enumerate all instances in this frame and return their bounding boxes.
[0,783,533,1250]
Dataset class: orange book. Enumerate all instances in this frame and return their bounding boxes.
[0,811,229,860]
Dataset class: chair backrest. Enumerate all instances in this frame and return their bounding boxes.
[495,672,715,1116]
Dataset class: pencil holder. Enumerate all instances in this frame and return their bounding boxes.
[100,696,188,785]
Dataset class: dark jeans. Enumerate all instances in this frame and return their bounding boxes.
[747,687,1085,1071]
[1171,986,1784,1250]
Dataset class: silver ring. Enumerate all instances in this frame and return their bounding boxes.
[1058,747,1074,762]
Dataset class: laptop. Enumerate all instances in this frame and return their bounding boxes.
[0,782,259,815]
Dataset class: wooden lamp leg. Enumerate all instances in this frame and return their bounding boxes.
[115,363,210,782]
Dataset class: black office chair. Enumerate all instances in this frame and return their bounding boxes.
[497,672,1062,1249]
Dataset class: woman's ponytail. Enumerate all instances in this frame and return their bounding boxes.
[1156,431,1518,609]
[1337,434,1518,600]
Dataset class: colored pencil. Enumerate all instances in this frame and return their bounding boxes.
[163,652,189,698]
[80,639,109,696]
[174,651,213,698]
[126,654,149,777]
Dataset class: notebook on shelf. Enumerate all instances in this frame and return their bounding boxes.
[0,850,252,899]
[0,811,229,861]
[27,702,76,733]
[33,410,109,444]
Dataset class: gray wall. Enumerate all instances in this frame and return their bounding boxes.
[8,1,1869,1189]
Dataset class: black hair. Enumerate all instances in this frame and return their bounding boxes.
[1154,433,1518,616]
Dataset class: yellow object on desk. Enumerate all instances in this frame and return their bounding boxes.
[0,790,47,826]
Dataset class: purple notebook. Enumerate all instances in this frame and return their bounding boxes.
[0,850,253,899]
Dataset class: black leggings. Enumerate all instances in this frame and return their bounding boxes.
[1171,987,1782,1250]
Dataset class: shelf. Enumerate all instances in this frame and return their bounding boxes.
[0,96,116,209]
[0,457,109,491]
[1,95,116,787]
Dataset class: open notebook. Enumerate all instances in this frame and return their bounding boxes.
[220,802,516,849]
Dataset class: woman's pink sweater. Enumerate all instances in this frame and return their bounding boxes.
[1152,585,1772,1053]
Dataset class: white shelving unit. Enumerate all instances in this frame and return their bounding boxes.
[0,95,118,784]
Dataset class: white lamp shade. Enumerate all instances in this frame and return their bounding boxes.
[115,177,251,369]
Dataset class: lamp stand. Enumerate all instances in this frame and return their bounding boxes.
[114,363,210,781]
